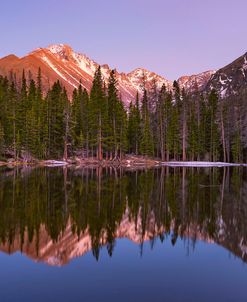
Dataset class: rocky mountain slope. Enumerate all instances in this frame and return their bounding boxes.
[205,52,247,98]
[0,44,172,106]
[178,70,215,93]
[0,44,246,105]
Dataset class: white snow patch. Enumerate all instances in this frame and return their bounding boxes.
[242,56,247,73]
[48,44,66,55]
[241,68,246,78]
[240,237,247,257]
[219,75,228,85]
[47,256,62,266]
[41,56,77,88]
[220,88,227,98]
[161,161,247,167]
[43,160,68,167]
[72,53,97,77]
[244,55,247,65]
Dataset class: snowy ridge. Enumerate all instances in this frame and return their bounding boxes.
[1,44,246,105]
[178,70,216,93]
[30,44,173,106]
[41,44,175,106]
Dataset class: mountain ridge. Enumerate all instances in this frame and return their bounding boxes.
[0,44,210,105]
[0,44,246,105]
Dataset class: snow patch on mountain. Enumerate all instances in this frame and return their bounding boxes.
[42,44,215,103]
[72,52,97,77]
[48,44,66,55]
[178,70,216,93]
[41,55,78,88]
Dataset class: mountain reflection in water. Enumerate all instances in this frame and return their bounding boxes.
[0,166,246,266]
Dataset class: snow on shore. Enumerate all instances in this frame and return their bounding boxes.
[161,161,247,167]
[42,160,68,167]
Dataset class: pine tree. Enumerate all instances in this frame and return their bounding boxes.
[89,67,109,160]
[0,77,10,148]
[107,70,118,158]
[63,88,72,160]
[46,81,66,158]
[208,90,220,161]
[26,79,39,157]
[17,70,28,152]
[164,91,173,161]
[107,70,127,159]
[187,99,199,160]
[140,89,154,156]
[39,93,49,159]
[181,88,188,160]
[231,131,243,162]
[156,85,166,160]
[169,81,181,160]
[81,88,90,156]
[71,84,84,150]
[127,93,141,154]
[35,68,48,158]
[8,82,18,158]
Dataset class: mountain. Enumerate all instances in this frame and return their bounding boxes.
[0,44,172,106]
[177,70,215,93]
[0,44,246,105]
[0,44,214,106]
[205,52,247,98]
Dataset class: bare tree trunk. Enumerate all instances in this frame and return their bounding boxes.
[63,141,68,161]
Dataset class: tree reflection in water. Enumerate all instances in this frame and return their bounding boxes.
[0,166,246,266]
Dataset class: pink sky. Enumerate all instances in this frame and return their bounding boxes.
[0,0,246,80]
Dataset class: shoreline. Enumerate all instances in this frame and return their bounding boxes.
[1,156,247,168]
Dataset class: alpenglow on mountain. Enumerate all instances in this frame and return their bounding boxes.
[0,44,246,105]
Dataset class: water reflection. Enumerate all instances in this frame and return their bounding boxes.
[0,166,246,266]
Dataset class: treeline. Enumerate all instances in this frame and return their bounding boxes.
[0,67,246,162]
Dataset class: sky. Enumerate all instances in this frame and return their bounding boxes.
[0,0,246,80]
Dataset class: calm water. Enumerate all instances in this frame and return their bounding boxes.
[0,166,247,302]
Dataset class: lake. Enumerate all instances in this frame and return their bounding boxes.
[0,166,247,302]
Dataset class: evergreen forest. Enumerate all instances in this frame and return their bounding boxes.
[0,66,246,162]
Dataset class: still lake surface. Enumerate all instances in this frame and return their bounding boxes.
[0,166,247,302]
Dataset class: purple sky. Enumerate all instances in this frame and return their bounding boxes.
[0,0,246,80]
